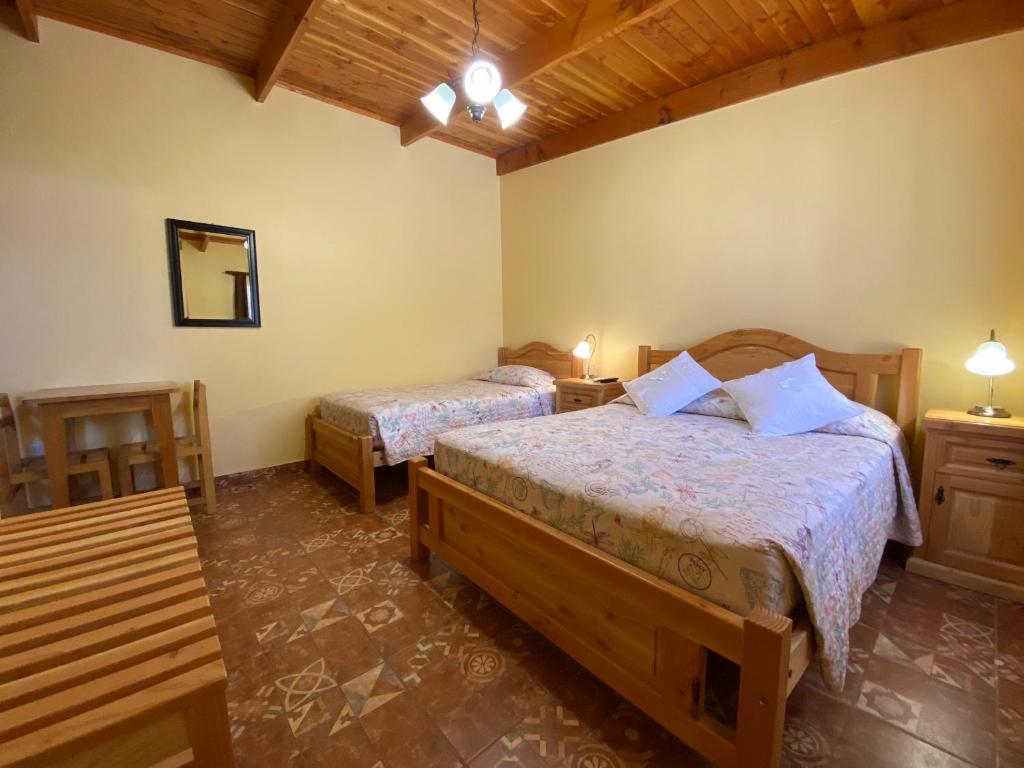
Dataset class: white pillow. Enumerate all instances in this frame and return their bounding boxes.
[721,354,861,436]
[611,388,746,421]
[623,352,721,417]
[476,365,554,389]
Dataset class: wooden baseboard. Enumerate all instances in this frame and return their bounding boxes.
[906,557,1024,602]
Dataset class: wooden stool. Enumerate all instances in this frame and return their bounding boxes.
[0,487,234,767]
[1,394,114,516]
[117,381,216,514]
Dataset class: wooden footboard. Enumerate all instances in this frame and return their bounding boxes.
[306,414,381,514]
[408,457,814,768]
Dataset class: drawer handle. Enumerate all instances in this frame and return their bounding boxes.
[935,486,945,505]
[573,397,583,403]
[986,457,1016,470]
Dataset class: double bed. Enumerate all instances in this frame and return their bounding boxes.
[407,328,922,768]
[306,341,581,513]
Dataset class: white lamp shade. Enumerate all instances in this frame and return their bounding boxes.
[572,340,593,360]
[421,83,456,125]
[966,339,1015,377]
[463,59,501,105]
[493,89,527,129]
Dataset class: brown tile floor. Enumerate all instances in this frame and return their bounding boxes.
[198,466,1024,768]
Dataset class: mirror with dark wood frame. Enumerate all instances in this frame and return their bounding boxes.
[166,219,261,328]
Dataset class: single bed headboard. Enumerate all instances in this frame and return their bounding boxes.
[499,341,584,380]
[638,328,922,444]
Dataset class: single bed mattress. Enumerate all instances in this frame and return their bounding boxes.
[434,403,920,691]
[319,380,555,465]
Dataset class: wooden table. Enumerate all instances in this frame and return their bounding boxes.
[22,382,180,508]
[0,487,234,767]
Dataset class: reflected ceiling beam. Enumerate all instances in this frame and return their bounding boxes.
[399,0,679,147]
[254,0,327,102]
[496,0,1024,175]
[14,0,40,42]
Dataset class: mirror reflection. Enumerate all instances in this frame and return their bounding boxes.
[167,219,260,327]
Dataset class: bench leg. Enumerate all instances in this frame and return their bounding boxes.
[185,686,235,767]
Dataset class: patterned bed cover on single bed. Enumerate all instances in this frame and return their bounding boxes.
[433,403,921,690]
[319,380,555,465]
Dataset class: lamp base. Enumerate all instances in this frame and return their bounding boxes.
[968,404,1012,418]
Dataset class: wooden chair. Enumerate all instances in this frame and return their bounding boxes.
[116,381,216,514]
[0,394,114,516]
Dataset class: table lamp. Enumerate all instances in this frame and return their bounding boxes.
[965,329,1015,418]
[573,334,596,380]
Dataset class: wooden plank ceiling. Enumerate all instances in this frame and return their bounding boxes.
[12,0,1024,172]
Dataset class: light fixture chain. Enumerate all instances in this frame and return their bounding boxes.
[471,0,480,56]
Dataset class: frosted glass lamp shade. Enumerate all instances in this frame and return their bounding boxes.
[573,340,593,360]
[494,89,527,129]
[421,83,456,125]
[966,335,1015,377]
[464,59,501,105]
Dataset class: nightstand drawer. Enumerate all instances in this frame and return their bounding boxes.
[559,390,598,409]
[939,433,1024,481]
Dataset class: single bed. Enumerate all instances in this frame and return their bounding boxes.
[407,328,922,768]
[306,341,581,513]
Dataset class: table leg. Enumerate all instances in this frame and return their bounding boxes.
[150,396,180,489]
[40,406,71,509]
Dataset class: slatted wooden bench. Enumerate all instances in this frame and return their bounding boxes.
[0,487,234,768]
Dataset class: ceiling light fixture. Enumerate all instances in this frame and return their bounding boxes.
[420,0,527,129]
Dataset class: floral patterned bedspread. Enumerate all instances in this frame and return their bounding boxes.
[319,381,555,465]
[433,404,921,690]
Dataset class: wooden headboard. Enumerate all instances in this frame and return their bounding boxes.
[639,328,922,444]
[499,341,584,380]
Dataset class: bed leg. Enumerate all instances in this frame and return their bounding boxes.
[408,457,430,561]
[306,415,320,476]
[359,435,375,514]
[735,607,792,768]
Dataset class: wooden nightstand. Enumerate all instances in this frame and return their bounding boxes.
[555,378,625,413]
[909,408,1024,601]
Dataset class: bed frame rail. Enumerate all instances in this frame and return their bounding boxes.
[306,414,380,514]
[409,457,809,768]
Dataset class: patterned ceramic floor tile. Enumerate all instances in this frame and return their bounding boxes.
[199,468,1009,768]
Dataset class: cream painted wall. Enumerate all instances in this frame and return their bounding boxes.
[0,19,501,479]
[501,31,1024,438]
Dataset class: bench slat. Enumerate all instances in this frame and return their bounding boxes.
[0,594,213,682]
[0,616,219,712]
[0,577,208,657]
[0,551,201,613]
[0,488,186,533]
[0,634,223,741]
[0,504,190,555]
[0,520,195,578]
[0,535,198,598]
[0,661,225,768]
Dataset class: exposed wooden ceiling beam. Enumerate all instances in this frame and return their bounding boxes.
[254,0,327,103]
[14,0,40,42]
[496,0,1024,175]
[399,0,679,147]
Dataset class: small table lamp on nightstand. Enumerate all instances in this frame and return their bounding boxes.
[965,329,1015,418]
[573,334,597,380]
